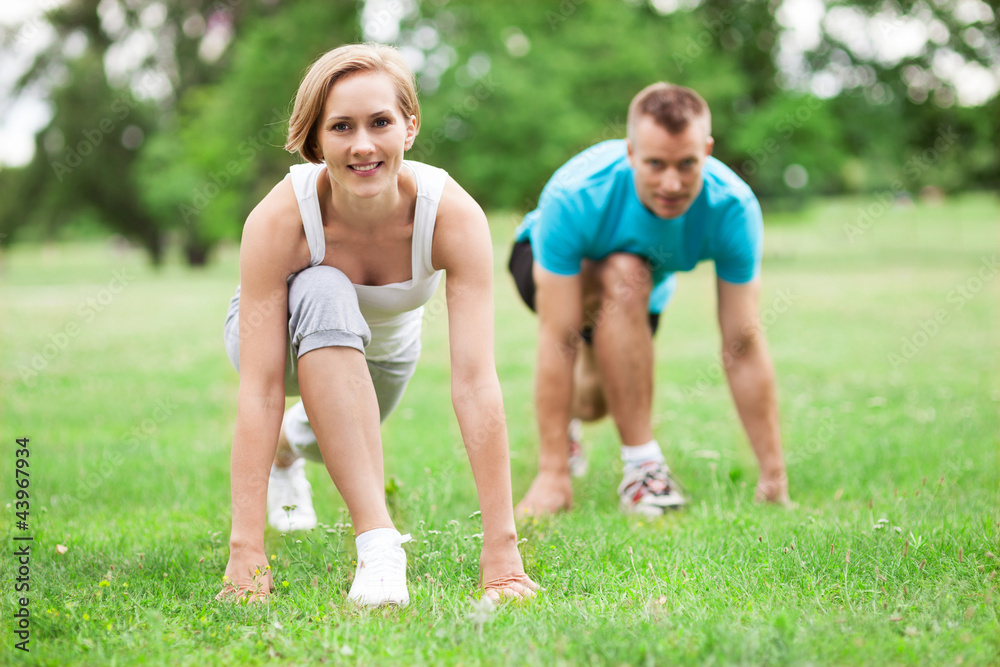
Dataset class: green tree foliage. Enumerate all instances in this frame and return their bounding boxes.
[0,0,262,262]
[1,0,996,264]
[29,52,163,258]
[407,0,788,210]
[799,0,1000,192]
[136,0,361,262]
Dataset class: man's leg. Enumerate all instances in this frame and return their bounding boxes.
[588,254,685,514]
[570,344,607,422]
[588,253,655,447]
[273,414,299,468]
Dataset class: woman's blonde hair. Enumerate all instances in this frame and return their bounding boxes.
[285,43,420,164]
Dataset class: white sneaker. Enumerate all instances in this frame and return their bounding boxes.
[618,461,686,516]
[568,418,588,478]
[266,459,317,532]
[348,532,411,607]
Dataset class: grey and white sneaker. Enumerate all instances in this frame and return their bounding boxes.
[618,461,686,515]
[266,458,317,532]
[348,532,412,607]
[568,418,588,478]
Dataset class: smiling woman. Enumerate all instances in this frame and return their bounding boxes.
[217,42,537,607]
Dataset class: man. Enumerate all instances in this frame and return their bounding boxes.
[508,82,789,516]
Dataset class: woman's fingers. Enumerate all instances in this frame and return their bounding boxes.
[482,573,540,600]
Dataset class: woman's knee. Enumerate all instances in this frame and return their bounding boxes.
[288,266,371,356]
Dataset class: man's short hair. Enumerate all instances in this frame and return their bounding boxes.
[627,82,711,139]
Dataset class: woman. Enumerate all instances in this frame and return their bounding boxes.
[217,43,537,605]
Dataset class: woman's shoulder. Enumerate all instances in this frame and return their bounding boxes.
[246,176,302,233]
[428,172,490,273]
[435,174,486,228]
[241,176,310,271]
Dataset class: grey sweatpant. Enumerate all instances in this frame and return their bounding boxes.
[224,265,420,461]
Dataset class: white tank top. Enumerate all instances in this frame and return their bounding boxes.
[288,160,447,361]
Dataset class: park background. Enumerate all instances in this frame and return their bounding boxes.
[1,0,998,665]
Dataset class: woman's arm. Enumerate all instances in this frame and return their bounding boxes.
[432,178,538,599]
[220,180,310,601]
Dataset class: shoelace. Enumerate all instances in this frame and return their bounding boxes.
[357,533,412,582]
[621,464,671,501]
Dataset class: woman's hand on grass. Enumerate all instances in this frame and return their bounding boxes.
[216,548,275,604]
[480,542,540,601]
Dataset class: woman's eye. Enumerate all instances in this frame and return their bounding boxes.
[332,123,349,132]
[374,118,390,128]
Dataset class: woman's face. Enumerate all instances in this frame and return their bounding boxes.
[316,71,416,201]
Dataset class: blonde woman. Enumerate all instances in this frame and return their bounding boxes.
[218,43,537,606]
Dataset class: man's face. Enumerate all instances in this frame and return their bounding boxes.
[627,114,714,219]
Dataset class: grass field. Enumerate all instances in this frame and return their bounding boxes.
[2,193,998,666]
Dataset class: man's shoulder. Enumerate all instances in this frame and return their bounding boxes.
[517,140,630,242]
[701,156,758,210]
[546,140,630,200]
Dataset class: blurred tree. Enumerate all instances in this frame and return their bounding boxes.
[21,52,163,256]
[136,0,361,263]
[798,0,1000,193]
[2,0,996,264]
[405,0,783,210]
[0,0,260,263]
[404,0,997,206]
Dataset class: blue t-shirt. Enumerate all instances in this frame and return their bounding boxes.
[515,140,762,313]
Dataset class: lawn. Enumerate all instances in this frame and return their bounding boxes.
[1,193,998,666]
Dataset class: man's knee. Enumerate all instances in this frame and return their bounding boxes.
[288,266,371,355]
[595,253,652,309]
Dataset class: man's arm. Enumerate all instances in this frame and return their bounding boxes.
[716,277,790,503]
[514,264,584,513]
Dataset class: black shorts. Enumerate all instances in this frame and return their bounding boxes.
[507,239,660,344]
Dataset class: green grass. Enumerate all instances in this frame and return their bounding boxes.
[2,193,998,666]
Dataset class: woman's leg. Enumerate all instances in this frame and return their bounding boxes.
[284,266,393,531]
[286,266,408,605]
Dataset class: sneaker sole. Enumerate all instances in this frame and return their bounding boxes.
[619,498,687,516]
